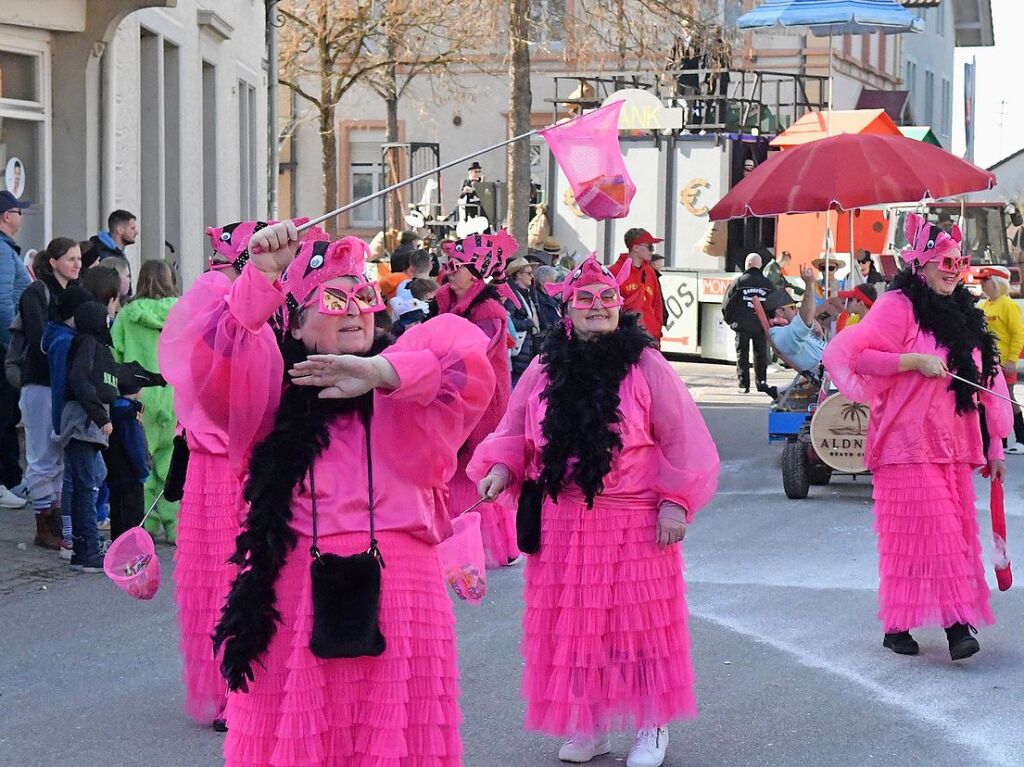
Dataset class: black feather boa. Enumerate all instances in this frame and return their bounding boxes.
[213,332,390,693]
[889,269,999,414]
[538,313,655,507]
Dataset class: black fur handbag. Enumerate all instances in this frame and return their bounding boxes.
[308,411,386,659]
[163,431,190,503]
[516,479,544,555]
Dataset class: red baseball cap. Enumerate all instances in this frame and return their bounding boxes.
[837,284,877,307]
[624,228,664,248]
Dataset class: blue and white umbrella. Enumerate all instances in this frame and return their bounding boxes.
[738,0,923,120]
[738,0,925,36]
[737,1,924,296]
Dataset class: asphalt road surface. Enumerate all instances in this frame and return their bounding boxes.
[2,362,1022,767]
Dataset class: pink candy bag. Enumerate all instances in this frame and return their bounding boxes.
[104,526,162,600]
[438,511,487,604]
[540,101,636,220]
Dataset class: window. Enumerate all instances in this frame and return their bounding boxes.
[904,59,916,92]
[941,78,952,135]
[0,43,46,249]
[349,163,384,228]
[202,62,217,231]
[936,2,946,34]
[529,0,566,47]
[238,80,258,219]
[924,70,935,127]
[0,50,39,103]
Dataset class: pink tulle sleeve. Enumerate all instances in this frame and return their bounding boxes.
[822,292,911,403]
[466,357,544,489]
[638,349,720,522]
[157,265,286,475]
[984,373,1013,461]
[379,313,496,455]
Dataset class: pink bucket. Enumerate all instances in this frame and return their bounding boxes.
[103,526,162,600]
[437,511,486,604]
[540,101,636,220]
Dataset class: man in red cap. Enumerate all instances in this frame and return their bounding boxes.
[609,227,665,345]
[835,283,877,332]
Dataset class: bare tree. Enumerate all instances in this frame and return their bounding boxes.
[366,0,489,232]
[278,1,394,235]
[507,0,533,257]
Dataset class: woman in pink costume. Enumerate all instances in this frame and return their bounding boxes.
[823,213,1012,661]
[436,231,520,567]
[173,220,494,766]
[159,220,303,729]
[469,257,719,767]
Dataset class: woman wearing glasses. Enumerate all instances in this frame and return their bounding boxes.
[168,220,495,767]
[824,213,1012,661]
[437,232,521,567]
[470,257,719,767]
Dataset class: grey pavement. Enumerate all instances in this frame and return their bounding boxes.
[1,360,1023,767]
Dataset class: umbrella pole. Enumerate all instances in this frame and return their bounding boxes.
[849,209,856,286]
[827,26,834,136]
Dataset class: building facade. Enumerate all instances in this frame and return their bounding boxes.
[0,0,269,289]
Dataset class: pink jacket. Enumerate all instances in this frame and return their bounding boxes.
[436,281,511,459]
[822,290,1012,469]
[161,264,496,544]
[467,348,719,521]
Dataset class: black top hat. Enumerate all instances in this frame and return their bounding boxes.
[468,162,482,171]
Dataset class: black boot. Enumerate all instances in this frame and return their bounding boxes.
[945,623,980,661]
[882,631,920,655]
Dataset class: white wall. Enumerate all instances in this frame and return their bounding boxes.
[899,4,956,148]
[100,1,269,288]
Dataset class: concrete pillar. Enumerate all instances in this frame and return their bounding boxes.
[49,1,172,239]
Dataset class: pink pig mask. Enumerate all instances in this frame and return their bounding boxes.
[206,217,316,274]
[903,212,969,274]
[545,255,626,309]
[280,236,384,326]
[441,229,522,309]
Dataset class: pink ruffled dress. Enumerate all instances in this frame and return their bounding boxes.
[436,282,519,568]
[166,265,496,767]
[823,291,1012,633]
[468,349,719,736]
[159,270,266,725]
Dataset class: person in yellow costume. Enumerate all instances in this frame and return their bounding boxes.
[979,265,1024,453]
[112,260,181,540]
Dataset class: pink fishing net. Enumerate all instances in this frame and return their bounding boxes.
[104,527,162,600]
[541,101,635,220]
[437,511,486,604]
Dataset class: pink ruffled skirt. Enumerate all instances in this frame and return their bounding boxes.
[447,465,519,569]
[873,463,993,632]
[522,491,696,737]
[173,450,239,725]
[223,530,462,767]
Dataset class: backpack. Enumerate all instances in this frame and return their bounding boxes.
[6,281,49,389]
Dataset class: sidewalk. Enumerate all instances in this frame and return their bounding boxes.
[0,508,74,596]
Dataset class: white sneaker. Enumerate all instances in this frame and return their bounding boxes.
[97,518,111,531]
[558,734,611,763]
[59,541,73,560]
[0,485,28,509]
[1005,441,1024,455]
[626,727,669,767]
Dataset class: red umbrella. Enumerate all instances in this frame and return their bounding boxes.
[709,132,996,220]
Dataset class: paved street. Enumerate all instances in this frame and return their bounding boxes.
[1,361,1022,767]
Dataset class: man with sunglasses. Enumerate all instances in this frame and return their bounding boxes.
[0,191,32,508]
[609,228,665,346]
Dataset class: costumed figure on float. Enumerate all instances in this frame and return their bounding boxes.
[469,257,719,767]
[823,213,1012,660]
[437,230,522,568]
[158,219,320,728]
[169,220,494,766]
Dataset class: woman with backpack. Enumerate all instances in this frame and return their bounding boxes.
[13,239,81,550]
